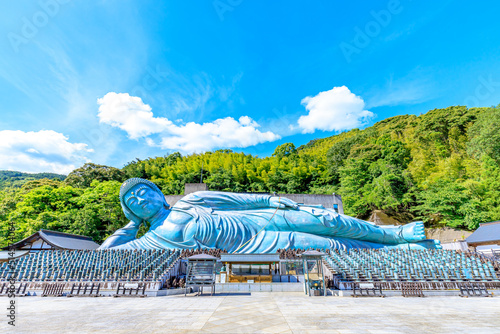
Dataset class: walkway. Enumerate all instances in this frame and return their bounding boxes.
[3,292,500,333]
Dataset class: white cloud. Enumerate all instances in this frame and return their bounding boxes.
[158,116,280,152]
[297,86,374,134]
[97,92,280,152]
[97,92,171,139]
[0,130,93,174]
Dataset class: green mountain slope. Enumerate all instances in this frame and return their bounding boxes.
[0,170,66,190]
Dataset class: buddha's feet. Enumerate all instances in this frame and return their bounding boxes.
[400,221,426,243]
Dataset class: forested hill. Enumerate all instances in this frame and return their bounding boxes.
[1,105,499,246]
[0,170,66,189]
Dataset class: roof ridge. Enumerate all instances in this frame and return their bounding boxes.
[39,229,94,241]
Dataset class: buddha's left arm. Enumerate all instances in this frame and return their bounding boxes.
[179,191,272,211]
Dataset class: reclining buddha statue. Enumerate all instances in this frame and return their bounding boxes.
[99,178,441,252]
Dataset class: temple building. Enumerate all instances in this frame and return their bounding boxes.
[3,229,99,252]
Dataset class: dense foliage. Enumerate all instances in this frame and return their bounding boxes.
[1,105,499,247]
[0,171,65,190]
[65,163,126,188]
[0,179,128,247]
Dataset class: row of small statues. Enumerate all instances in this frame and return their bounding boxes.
[164,276,185,289]
[324,277,336,289]
[277,248,305,259]
[277,248,331,259]
[180,249,228,259]
[179,248,331,260]
[460,250,500,269]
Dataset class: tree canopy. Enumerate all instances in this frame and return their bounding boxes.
[0,170,65,190]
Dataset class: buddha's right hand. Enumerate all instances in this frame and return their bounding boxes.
[99,220,142,249]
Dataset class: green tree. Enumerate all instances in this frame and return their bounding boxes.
[467,106,500,162]
[70,180,126,243]
[65,163,126,188]
[272,142,297,159]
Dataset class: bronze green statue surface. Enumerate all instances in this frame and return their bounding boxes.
[99,178,441,252]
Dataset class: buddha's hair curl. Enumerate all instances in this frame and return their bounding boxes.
[119,178,170,225]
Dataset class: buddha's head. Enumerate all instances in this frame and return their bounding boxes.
[119,178,170,224]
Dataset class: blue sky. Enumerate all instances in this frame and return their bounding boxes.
[1,0,500,174]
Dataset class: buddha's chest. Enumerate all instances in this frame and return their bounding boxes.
[153,210,193,242]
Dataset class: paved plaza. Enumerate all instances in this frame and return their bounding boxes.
[3,292,500,333]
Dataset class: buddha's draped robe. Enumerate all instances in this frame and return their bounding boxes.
[113,191,412,252]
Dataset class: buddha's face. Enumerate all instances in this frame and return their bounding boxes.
[124,184,165,220]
